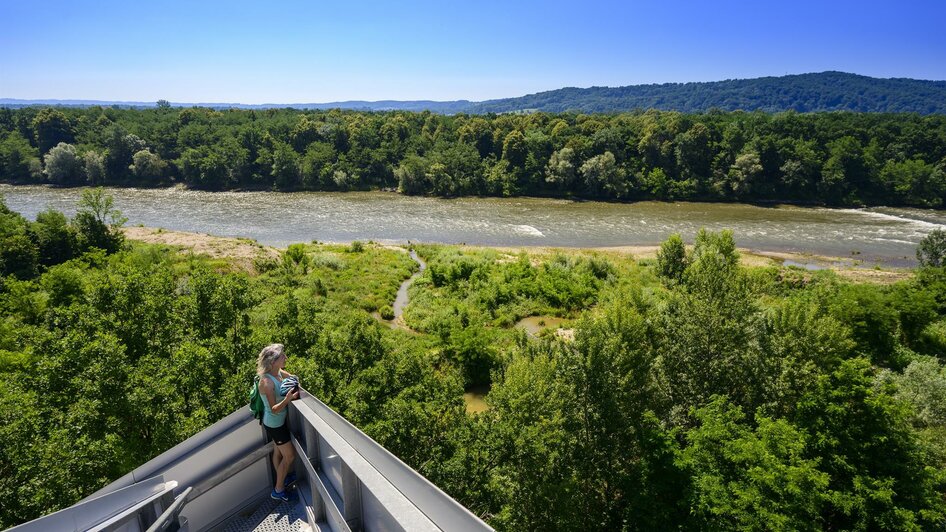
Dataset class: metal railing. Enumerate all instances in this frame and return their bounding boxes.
[8,476,178,532]
[11,387,492,532]
[290,389,491,532]
[145,487,192,532]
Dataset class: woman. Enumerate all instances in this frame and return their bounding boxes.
[256,343,300,502]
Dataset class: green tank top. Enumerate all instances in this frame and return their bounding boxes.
[262,373,287,428]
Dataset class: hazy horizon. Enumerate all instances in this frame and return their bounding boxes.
[2,0,945,103]
[4,70,946,107]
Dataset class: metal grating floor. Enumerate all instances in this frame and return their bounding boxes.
[217,494,310,532]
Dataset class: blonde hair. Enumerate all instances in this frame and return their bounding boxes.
[256,343,285,376]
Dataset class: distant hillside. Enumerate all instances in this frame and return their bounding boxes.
[0,98,473,113]
[292,100,472,113]
[3,72,945,114]
[468,72,946,114]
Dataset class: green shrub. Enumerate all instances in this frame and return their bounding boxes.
[41,264,85,307]
[656,233,688,282]
[253,256,278,273]
[920,319,946,356]
[308,277,328,297]
[918,229,946,268]
[310,253,345,270]
[284,243,308,265]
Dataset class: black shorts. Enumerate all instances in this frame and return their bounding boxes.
[265,421,291,446]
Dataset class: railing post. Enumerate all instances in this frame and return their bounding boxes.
[141,491,174,529]
[303,416,320,463]
[295,406,326,525]
[341,463,362,530]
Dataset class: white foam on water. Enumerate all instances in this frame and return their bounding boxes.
[840,209,946,230]
[875,237,917,245]
[513,224,545,237]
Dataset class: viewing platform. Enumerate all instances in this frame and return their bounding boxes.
[11,389,492,532]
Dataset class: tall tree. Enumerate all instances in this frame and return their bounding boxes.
[43,143,83,185]
[32,108,74,155]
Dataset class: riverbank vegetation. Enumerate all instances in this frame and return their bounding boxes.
[2,194,946,529]
[2,106,945,207]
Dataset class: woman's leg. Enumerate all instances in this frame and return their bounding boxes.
[271,443,282,481]
[274,440,295,492]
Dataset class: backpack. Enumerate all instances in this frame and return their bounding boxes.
[248,375,265,424]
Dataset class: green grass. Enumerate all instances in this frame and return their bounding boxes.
[257,242,417,314]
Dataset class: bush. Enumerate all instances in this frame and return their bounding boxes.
[0,233,38,280]
[42,264,85,307]
[656,233,688,282]
[73,189,126,253]
[828,284,901,368]
[308,277,327,297]
[43,143,83,185]
[379,305,395,320]
[310,253,344,270]
[348,241,365,253]
[920,319,946,356]
[282,243,309,274]
[918,229,946,268]
[32,209,76,266]
[253,256,278,273]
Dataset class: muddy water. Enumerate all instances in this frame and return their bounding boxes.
[392,250,426,319]
[463,385,490,415]
[515,316,569,336]
[3,185,944,266]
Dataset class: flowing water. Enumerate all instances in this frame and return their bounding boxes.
[392,250,426,319]
[4,185,946,266]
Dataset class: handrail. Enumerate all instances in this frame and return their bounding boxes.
[7,476,172,532]
[86,407,261,501]
[14,387,491,532]
[186,442,273,501]
[146,487,193,532]
[86,481,178,532]
[297,391,492,531]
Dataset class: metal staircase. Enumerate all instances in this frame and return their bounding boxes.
[10,389,492,532]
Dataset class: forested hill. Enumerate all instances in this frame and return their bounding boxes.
[3,72,945,114]
[469,72,946,114]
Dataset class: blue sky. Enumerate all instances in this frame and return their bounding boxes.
[2,0,944,103]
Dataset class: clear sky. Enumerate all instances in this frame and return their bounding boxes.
[2,0,944,103]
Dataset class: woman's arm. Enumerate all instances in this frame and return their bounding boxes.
[278,368,296,379]
[260,376,298,414]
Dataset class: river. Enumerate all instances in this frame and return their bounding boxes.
[3,184,945,266]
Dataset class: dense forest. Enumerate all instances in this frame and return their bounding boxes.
[2,104,946,207]
[469,72,946,114]
[2,193,946,530]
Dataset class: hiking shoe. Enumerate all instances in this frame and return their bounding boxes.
[270,489,296,502]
